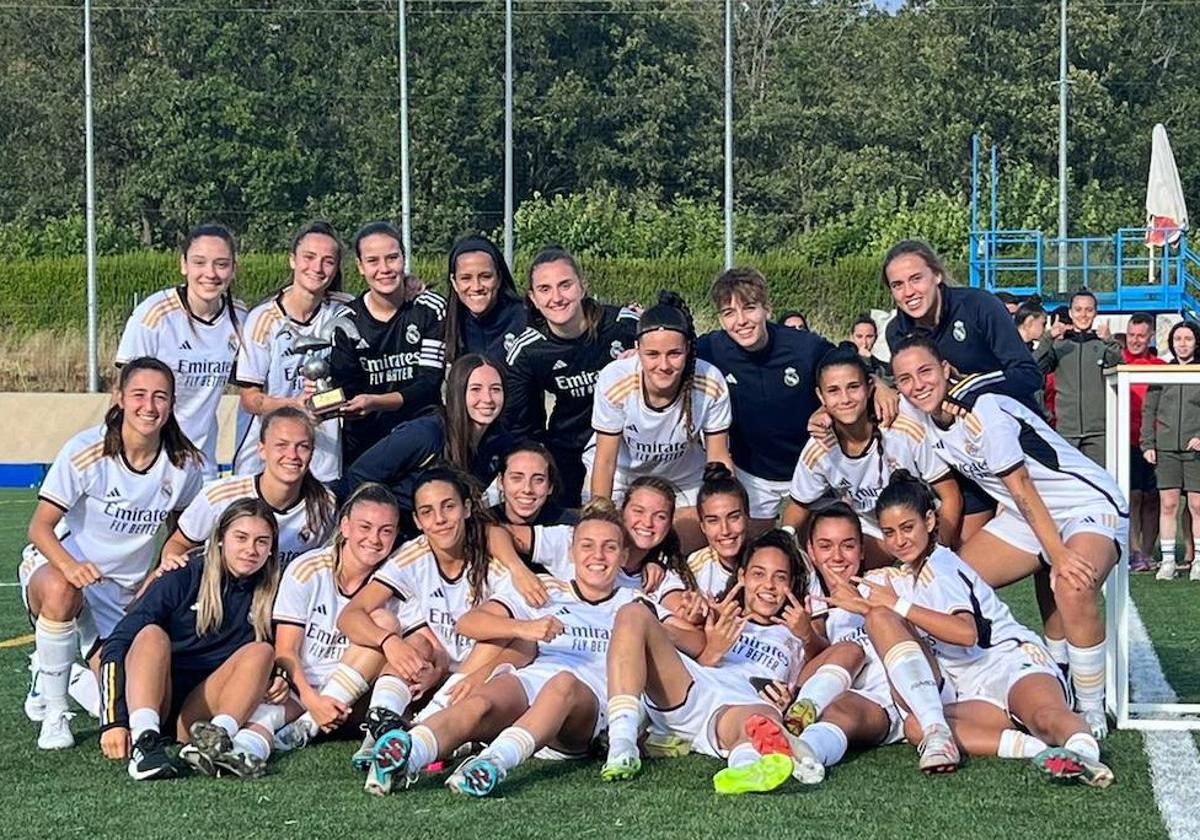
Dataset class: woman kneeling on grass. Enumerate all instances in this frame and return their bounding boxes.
[601,529,826,794]
[861,471,1113,787]
[99,498,283,780]
[367,500,675,797]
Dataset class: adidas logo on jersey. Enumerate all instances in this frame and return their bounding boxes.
[431,587,445,600]
[625,423,639,434]
[553,359,568,370]
[725,373,738,385]
[106,487,121,499]
[179,340,193,350]
[555,606,571,616]
[314,604,327,615]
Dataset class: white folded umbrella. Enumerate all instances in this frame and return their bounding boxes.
[1146,123,1188,247]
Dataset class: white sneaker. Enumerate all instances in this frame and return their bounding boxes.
[37,709,75,750]
[1156,560,1176,580]
[1190,563,1200,582]
[273,715,319,754]
[1082,707,1109,740]
[68,664,100,719]
[917,723,960,773]
[24,653,45,723]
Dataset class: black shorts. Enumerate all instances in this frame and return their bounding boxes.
[955,473,998,517]
[166,665,217,734]
[1130,447,1157,493]
[550,445,586,509]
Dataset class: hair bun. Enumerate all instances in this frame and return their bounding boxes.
[580,497,619,518]
[888,468,917,485]
[702,462,733,483]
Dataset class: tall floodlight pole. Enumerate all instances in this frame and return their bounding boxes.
[1057,0,1068,293]
[399,0,412,258]
[84,0,99,392]
[504,0,514,265]
[723,0,734,270]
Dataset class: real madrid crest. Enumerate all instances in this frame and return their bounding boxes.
[406,324,420,344]
[610,340,624,359]
[783,366,799,387]
[503,332,517,355]
[952,320,967,342]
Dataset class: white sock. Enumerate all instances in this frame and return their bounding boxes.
[1067,641,1106,712]
[369,674,413,717]
[1045,636,1070,669]
[1064,731,1101,763]
[997,729,1048,759]
[415,673,465,723]
[232,728,271,761]
[407,724,440,773]
[606,694,641,760]
[1192,536,1200,562]
[726,741,761,769]
[1161,539,1176,566]
[68,664,100,718]
[799,721,848,767]
[322,663,370,706]
[211,714,240,738]
[478,726,537,773]
[883,641,947,731]
[129,707,161,741]
[797,665,853,716]
[35,616,76,714]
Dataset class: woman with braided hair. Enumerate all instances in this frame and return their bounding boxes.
[584,291,733,551]
[781,343,962,566]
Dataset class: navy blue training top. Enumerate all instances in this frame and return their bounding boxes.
[696,322,836,483]
[99,559,267,731]
[461,294,527,367]
[885,284,1042,411]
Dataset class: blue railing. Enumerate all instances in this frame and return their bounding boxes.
[969,226,1198,314]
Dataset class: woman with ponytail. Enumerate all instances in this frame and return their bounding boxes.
[21,358,205,752]
[443,234,526,367]
[781,343,961,563]
[585,291,733,551]
[157,407,337,573]
[99,498,283,781]
[116,223,246,478]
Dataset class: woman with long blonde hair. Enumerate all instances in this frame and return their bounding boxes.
[99,498,284,781]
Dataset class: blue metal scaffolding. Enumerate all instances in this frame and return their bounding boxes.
[968,134,1200,318]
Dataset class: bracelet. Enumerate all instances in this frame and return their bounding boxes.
[892,598,913,620]
[379,632,398,649]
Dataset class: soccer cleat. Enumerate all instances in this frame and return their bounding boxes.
[917,723,960,774]
[213,749,267,780]
[643,732,691,758]
[446,756,506,797]
[1081,707,1109,740]
[712,753,793,795]
[364,729,412,797]
[783,697,818,736]
[189,720,234,772]
[600,753,642,782]
[128,731,179,781]
[37,709,75,750]
[745,713,824,785]
[1129,552,1153,573]
[1155,560,1176,581]
[179,743,216,777]
[273,716,318,754]
[24,653,45,723]
[353,707,405,772]
[1034,747,1114,789]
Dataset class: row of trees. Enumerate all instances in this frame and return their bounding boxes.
[2,0,1197,261]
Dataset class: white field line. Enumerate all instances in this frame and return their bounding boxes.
[1127,600,1200,840]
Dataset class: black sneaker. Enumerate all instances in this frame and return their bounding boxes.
[128,731,178,781]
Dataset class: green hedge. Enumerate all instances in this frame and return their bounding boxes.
[0,251,892,337]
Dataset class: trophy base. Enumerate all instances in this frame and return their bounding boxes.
[310,388,347,416]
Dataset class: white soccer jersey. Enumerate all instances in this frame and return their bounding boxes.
[116,288,246,473]
[373,535,510,668]
[233,291,353,482]
[675,545,828,619]
[272,547,363,686]
[528,523,683,601]
[586,356,732,491]
[917,393,1127,521]
[880,546,1041,670]
[789,407,949,530]
[176,474,334,566]
[714,619,805,685]
[35,426,204,590]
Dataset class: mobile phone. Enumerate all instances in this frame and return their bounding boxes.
[748,677,775,694]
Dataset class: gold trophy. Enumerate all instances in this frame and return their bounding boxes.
[290,315,368,416]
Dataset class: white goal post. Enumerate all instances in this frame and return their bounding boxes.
[1105,363,1200,731]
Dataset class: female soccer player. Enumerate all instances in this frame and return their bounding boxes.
[21,358,205,750]
[890,335,1128,738]
[116,223,246,478]
[443,234,526,366]
[244,483,404,756]
[336,469,533,792]
[850,313,890,381]
[1140,319,1200,581]
[860,473,1112,786]
[99,498,282,780]
[781,344,962,559]
[602,529,825,793]
[504,246,639,507]
[366,501,670,797]
[489,442,577,528]
[158,407,336,570]
[586,292,732,550]
[329,221,447,466]
[234,220,353,481]
[342,354,513,531]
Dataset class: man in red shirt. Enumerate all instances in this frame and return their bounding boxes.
[1124,313,1167,570]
